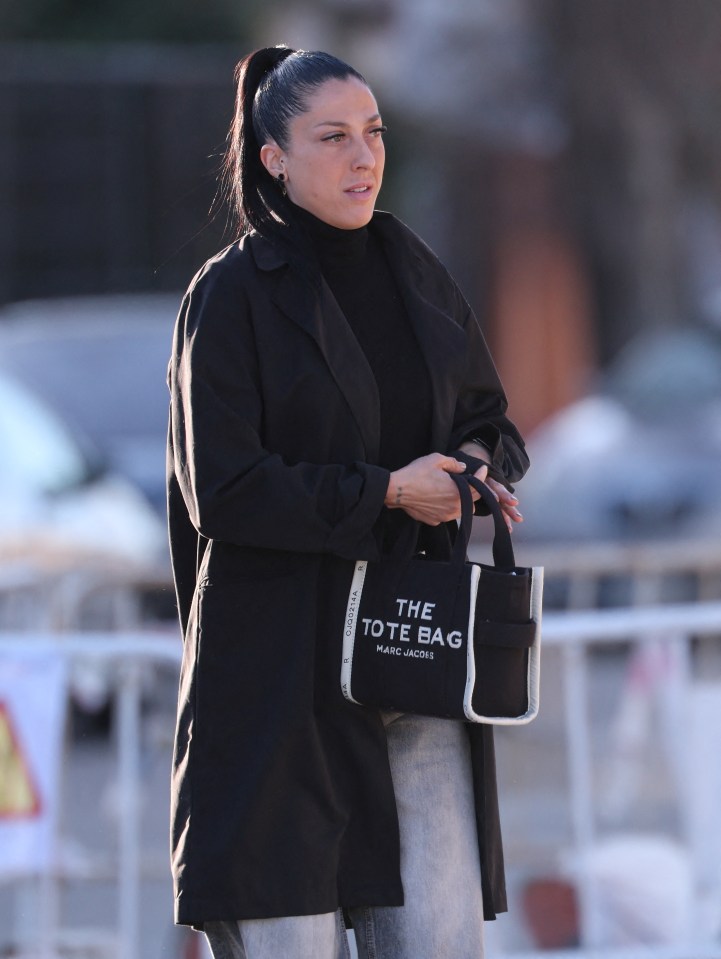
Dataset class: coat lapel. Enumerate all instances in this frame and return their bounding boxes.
[250,234,381,463]
[248,213,468,462]
[372,215,468,451]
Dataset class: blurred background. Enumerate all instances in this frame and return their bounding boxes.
[1,2,721,957]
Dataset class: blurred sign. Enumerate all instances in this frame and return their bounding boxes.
[0,702,42,817]
[0,650,66,876]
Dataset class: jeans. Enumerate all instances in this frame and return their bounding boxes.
[204,912,350,959]
[204,714,485,959]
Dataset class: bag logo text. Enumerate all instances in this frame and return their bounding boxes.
[363,597,463,655]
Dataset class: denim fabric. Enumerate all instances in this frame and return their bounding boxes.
[204,912,351,959]
[351,714,485,959]
[205,715,484,959]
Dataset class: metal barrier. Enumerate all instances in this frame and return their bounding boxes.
[0,631,177,959]
[505,602,721,959]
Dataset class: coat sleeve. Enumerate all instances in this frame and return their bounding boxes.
[169,260,390,561]
[448,291,529,487]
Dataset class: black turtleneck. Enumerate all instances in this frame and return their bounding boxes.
[292,205,432,472]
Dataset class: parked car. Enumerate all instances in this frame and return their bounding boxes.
[0,293,179,515]
[515,329,721,543]
[0,369,166,565]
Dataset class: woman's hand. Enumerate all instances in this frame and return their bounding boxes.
[458,442,523,533]
[484,477,523,532]
[385,453,487,526]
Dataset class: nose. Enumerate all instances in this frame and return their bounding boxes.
[351,136,376,170]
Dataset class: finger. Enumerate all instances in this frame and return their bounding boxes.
[502,504,524,523]
[442,458,468,474]
[469,466,488,501]
[499,508,515,533]
[487,480,519,507]
[462,464,488,502]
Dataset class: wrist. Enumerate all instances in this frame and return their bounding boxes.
[458,440,490,465]
[384,471,404,509]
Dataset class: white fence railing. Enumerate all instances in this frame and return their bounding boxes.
[2,600,721,958]
[0,631,178,959]
[503,602,721,959]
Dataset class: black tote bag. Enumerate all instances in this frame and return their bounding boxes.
[340,474,542,724]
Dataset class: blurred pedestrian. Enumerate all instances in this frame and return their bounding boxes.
[167,45,528,959]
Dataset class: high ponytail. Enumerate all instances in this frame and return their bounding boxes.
[224,45,295,237]
[223,45,368,239]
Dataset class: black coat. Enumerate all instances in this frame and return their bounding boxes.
[167,212,529,927]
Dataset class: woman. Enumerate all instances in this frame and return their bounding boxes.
[167,45,528,959]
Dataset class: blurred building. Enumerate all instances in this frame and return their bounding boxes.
[0,43,239,302]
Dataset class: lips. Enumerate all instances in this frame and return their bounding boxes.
[345,183,374,194]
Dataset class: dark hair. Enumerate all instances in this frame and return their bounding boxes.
[223,45,368,238]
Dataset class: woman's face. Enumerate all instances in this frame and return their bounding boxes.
[265,77,385,230]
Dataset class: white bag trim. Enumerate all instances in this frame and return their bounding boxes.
[340,559,369,705]
[463,565,543,725]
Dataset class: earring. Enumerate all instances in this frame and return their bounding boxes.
[277,173,287,196]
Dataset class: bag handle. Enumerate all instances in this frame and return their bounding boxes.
[451,473,517,571]
[384,472,517,572]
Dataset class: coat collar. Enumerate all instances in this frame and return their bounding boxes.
[245,212,467,458]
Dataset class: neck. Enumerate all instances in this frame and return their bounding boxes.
[290,203,369,263]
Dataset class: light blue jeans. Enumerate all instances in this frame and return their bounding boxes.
[204,714,485,959]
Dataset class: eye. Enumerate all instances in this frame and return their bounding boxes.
[370,125,388,137]
[322,132,345,143]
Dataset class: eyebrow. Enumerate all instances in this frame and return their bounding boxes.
[314,114,382,128]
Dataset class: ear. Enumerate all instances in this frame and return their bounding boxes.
[259,141,286,180]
